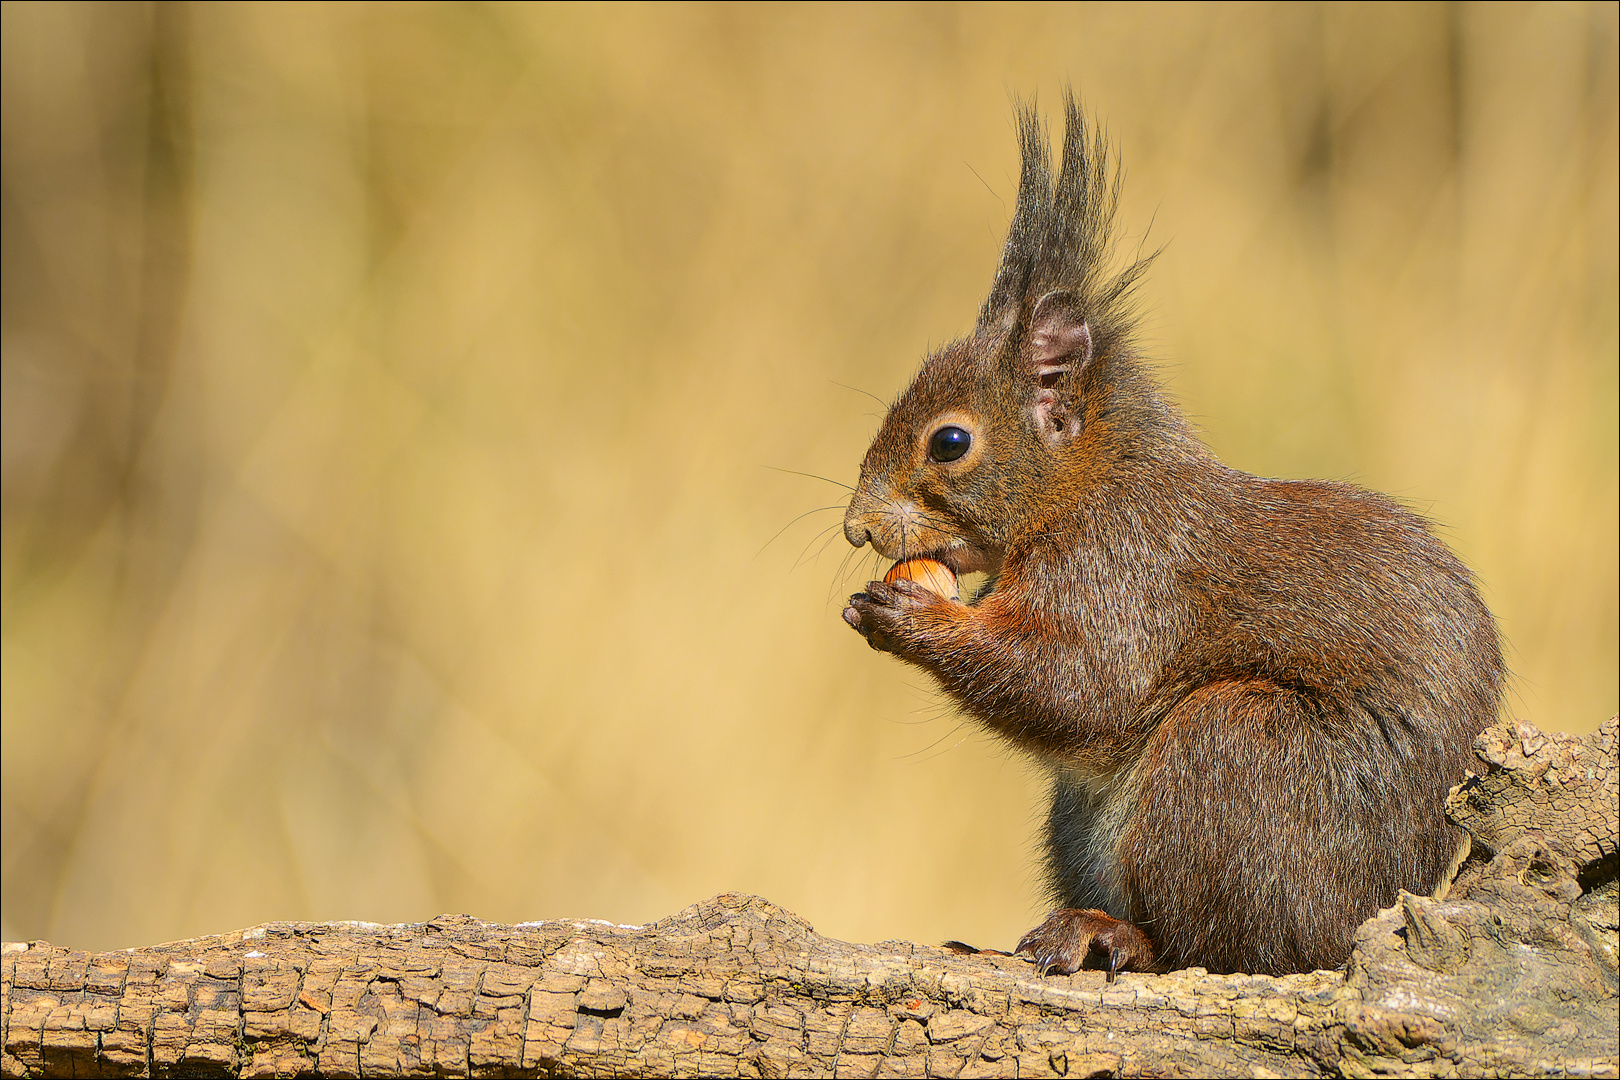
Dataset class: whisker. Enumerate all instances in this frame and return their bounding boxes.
[965,160,1006,212]
[793,520,848,572]
[887,698,956,729]
[898,720,978,764]
[827,546,862,605]
[830,380,890,409]
[763,465,854,491]
[833,546,884,600]
[807,535,847,574]
[756,505,846,559]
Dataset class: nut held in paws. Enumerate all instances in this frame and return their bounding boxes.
[883,557,960,601]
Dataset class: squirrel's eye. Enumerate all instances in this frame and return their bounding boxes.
[929,426,972,462]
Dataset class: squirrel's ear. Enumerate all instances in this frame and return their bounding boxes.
[1028,291,1094,381]
[1026,292,1093,445]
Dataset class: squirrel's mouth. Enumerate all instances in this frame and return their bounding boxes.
[924,541,1003,577]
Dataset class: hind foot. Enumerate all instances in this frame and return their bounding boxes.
[1016,908,1155,980]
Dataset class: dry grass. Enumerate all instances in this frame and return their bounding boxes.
[3,2,1615,954]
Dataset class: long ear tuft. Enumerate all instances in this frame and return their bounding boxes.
[978,103,1053,331]
[976,91,1155,365]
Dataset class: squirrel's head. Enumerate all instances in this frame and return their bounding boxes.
[844,95,1176,573]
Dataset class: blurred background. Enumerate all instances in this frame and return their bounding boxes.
[3,2,1615,954]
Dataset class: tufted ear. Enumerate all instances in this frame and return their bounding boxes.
[1027,291,1093,444]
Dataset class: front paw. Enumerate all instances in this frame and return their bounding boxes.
[1016,909,1154,980]
[842,577,941,656]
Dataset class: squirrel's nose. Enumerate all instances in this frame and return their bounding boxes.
[843,510,871,549]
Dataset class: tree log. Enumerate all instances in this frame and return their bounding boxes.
[4,718,1615,1079]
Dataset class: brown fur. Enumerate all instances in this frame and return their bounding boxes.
[841,96,1503,977]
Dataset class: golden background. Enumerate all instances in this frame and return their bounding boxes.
[3,2,1615,954]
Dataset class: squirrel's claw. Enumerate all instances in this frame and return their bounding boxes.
[1016,909,1154,979]
[843,592,891,651]
[842,597,869,633]
[844,579,941,655]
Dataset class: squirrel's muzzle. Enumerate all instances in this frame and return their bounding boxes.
[844,491,879,549]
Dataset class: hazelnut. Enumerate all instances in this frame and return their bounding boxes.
[883,557,960,601]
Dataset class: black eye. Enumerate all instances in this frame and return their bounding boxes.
[929,426,972,462]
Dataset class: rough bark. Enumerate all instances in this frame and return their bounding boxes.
[4,718,1615,1080]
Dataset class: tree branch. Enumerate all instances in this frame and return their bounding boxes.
[4,718,1614,1079]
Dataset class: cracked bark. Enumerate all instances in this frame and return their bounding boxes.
[4,718,1615,1079]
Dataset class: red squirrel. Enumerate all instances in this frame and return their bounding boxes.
[841,97,1504,978]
